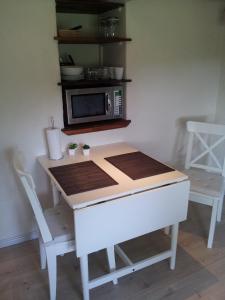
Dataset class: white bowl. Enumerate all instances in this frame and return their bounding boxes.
[62,74,84,81]
[61,66,83,76]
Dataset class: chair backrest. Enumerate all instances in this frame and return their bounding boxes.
[185,121,225,176]
[13,151,52,243]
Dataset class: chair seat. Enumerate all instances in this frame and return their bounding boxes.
[44,205,74,243]
[182,168,225,198]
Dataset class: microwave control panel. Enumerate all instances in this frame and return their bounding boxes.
[113,89,123,117]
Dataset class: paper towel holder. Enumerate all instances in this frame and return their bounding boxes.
[46,117,63,160]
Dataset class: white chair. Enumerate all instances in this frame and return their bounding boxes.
[183,121,225,248]
[13,152,117,300]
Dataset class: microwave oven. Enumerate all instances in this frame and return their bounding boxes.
[63,86,124,126]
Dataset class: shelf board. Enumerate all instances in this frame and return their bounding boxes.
[58,79,132,87]
[62,119,131,135]
[54,36,132,44]
[56,0,124,14]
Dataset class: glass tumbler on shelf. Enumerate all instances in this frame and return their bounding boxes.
[101,67,109,80]
[100,18,108,37]
[86,67,98,80]
[106,17,119,38]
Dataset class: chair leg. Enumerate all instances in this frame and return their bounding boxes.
[208,200,218,248]
[39,239,47,270]
[170,223,179,270]
[216,195,224,222]
[80,255,90,300]
[46,248,57,300]
[106,246,118,285]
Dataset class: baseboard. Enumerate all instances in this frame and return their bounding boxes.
[0,230,38,249]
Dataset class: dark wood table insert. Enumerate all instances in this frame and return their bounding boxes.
[49,161,118,196]
[105,151,174,180]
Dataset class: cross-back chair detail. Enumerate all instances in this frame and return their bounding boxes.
[185,121,225,176]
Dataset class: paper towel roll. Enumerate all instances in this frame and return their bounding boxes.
[46,128,62,160]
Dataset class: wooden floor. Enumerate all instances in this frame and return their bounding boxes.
[1,203,225,300]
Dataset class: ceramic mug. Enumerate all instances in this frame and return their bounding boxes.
[114,67,124,80]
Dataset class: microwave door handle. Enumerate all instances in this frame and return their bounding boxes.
[106,93,111,114]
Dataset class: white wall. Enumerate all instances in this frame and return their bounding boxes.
[125,0,224,165]
[0,0,61,243]
[215,25,225,124]
[0,0,224,246]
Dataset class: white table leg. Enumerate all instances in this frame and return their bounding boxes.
[170,223,179,270]
[80,255,90,300]
[51,180,60,207]
[106,246,118,285]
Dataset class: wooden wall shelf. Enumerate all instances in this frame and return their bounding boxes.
[54,36,132,44]
[56,0,124,14]
[62,119,131,135]
[58,79,132,88]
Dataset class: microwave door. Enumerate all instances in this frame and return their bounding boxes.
[68,92,112,124]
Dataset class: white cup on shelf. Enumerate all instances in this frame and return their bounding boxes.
[114,67,124,80]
